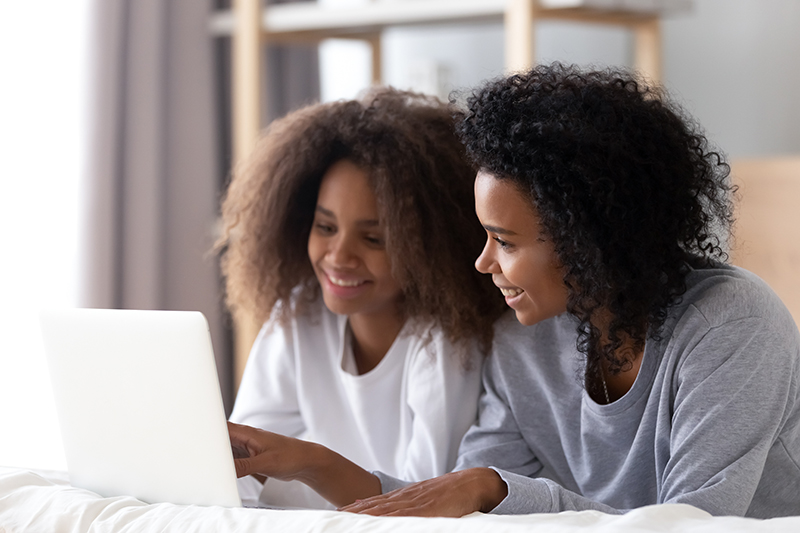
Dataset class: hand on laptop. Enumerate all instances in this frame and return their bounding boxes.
[227,421,382,508]
[227,421,312,481]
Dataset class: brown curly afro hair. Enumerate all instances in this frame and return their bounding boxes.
[218,87,506,354]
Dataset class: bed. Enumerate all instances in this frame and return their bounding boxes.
[1,467,798,533]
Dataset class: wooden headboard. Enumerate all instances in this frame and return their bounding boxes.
[730,157,800,327]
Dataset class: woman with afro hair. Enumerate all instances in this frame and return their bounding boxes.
[221,87,506,509]
[341,64,800,518]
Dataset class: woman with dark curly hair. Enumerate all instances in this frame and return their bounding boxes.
[341,64,800,518]
[221,87,506,509]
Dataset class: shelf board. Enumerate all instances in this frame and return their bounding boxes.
[209,0,678,40]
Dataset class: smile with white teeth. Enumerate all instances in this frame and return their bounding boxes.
[500,287,524,297]
[328,275,364,287]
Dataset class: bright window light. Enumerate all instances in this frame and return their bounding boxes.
[0,1,91,471]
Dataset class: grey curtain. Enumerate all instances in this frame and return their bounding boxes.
[84,0,321,413]
[83,0,232,408]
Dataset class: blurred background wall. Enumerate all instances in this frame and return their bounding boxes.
[320,0,800,156]
[1,0,798,471]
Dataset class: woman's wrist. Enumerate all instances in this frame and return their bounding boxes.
[468,467,508,513]
[291,441,331,485]
[293,441,381,507]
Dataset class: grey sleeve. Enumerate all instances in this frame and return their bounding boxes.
[657,315,798,516]
[457,354,620,514]
[490,469,621,514]
[492,314,799,516]
[373,471,412,494]
[454,353,543,477]
[384,310,799,516]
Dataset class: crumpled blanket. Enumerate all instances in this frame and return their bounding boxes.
[1,467,798,533]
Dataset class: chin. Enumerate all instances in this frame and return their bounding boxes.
[514,312,538,327]
[513,306,553,327]
[515,306,568,327]
[320,294,354,316]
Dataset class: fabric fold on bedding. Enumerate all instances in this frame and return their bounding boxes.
[3,467,800,533]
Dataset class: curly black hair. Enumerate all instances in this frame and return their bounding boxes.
[456,63,735,397]
[218,87,506,356]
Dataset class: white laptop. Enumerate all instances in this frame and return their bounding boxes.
[39,308,243,507]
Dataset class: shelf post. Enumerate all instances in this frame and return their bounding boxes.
[232,0,264,389]
[233,0,262,164]
[505,0,536,73]
[366,32,383,85]
[633,17,662,85]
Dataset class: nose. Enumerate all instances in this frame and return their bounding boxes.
[475,238,499,274]
[327,233,359,269]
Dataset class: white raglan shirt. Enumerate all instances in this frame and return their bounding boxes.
[229,299,482,509]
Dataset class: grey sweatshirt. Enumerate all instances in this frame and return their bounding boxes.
[379,264,800,517]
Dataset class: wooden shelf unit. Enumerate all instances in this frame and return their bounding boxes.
[217,0,672,387]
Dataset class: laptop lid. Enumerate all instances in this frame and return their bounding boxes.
[39,308,241,507]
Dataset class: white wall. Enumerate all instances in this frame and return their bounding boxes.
[382,20,630,100]
[321,0,800,158]
[662,0,800,157]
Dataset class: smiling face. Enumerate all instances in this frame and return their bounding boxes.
[474,171,569,326]
[307,159,403,321]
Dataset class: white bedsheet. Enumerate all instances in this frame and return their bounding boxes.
[1,467,799,533]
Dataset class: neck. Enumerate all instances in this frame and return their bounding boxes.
[601,342,644,402]
[348,309,405,375]
[592,309,646,403]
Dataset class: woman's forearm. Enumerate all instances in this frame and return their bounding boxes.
[294,442,382,507]
[229,421,380,506]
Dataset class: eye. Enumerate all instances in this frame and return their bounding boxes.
[314,222,336,235]
[493,236,513,250]
[364,234,385,247]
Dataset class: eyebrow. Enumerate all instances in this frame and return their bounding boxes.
[315,205,379,228]
[482,224,518,236]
